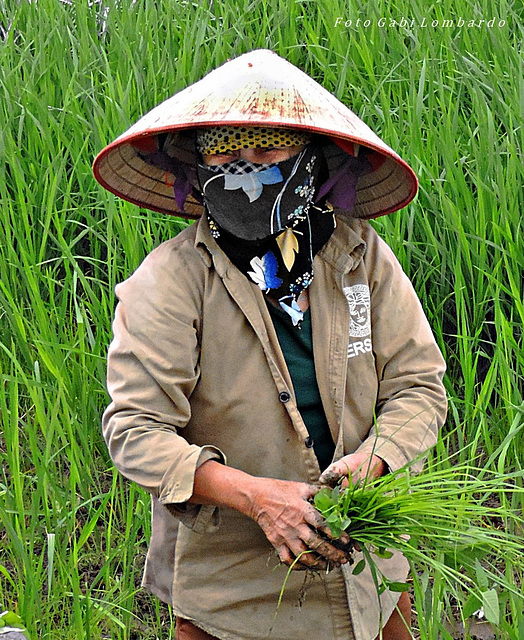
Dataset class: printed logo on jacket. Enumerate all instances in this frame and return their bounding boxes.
[343,285,372,359]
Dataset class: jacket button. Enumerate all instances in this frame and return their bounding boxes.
[305,436,314,448]
[279,391,291,403]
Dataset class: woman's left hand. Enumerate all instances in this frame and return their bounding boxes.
[318,453,387,488]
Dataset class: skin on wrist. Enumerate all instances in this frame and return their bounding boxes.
[187,459,262,517]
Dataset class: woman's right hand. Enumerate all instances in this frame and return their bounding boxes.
[246,477,351,570]
[189,461,351,570]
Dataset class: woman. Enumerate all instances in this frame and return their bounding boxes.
[94,50,447,640]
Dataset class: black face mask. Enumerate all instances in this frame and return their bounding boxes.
[197,145,335,327]
[196,146,321,241]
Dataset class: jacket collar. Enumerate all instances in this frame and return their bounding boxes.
[316,213,367,274]
[194,210,367,276]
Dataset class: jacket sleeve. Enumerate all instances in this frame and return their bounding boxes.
[355,226,448,473]
[102,238,225,533]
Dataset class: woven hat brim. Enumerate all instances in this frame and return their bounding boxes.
[93,50,418,218]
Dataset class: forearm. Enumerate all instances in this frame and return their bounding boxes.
[188,459,260,518]
[188,460,351,569]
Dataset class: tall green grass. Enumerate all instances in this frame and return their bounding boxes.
[0,0,522,637]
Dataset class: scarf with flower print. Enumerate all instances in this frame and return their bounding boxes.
[197,146,336,326]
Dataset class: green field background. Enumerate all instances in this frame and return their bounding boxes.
[0,0,522,638]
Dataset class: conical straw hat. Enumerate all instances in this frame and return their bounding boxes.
[93,50,418,219]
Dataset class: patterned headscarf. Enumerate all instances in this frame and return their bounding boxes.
[196,134,335,326]
[196,126,312,155]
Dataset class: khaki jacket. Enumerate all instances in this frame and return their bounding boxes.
[102,214,447,640]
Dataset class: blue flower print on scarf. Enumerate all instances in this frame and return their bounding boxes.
[224,165,283,202]
[248,250,283,292]
[279,298,304,326]
[294,176,315,200]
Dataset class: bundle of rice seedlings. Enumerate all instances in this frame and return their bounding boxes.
[313,454,524,630]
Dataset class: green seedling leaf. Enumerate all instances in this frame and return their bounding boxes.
[374,547,393,559]
[419,570,430,593]
[323,512,344,537]
[423,581,432,618]
[314,490,335,512]
[326,513,341,525]
[482,589,500,626]
[475,559,489,590]
[444,540,490,570]
[388,581,410,593]
[0,611,25,628]
[463,593,483,619]
[352,558,366,575]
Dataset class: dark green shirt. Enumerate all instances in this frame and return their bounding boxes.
[267,304,335,470]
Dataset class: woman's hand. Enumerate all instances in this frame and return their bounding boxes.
[189,461,351,570]
[319,453,387,489]
[247,477,351,570]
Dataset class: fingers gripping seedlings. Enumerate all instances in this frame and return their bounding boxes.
[251,478,352,569]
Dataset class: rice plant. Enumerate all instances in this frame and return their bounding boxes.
[313,436,524,636]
